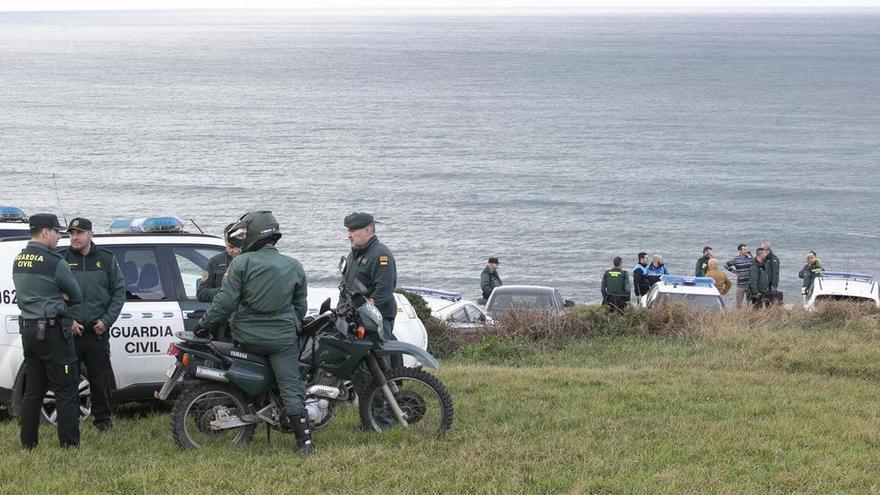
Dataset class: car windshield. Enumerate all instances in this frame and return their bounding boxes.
[659,293,723,310]
[489,292,555,312]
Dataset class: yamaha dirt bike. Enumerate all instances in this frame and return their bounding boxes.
[156,282,454,449]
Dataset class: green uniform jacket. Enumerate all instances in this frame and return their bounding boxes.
[342,236,397,319]
[480,267,503,300]
[197,252,233,303]
[748,260,770,296]
[695,256,710,277]
[199,245,307,345]
[799,263,824,290]
[766,251,780,288]
[61,243,125,329]
[13,241,83,321]
[601,268,631,298]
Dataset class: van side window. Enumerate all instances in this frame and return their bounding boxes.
[172,246,226,300]
[106,247,166,301]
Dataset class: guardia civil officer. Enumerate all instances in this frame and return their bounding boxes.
[61,217,125,432]
[340,212,400,366]
[13,213,83,449]
[196,223,239,342]
[480,257,502,301]
[601,256,631,314]
[196,211,314,454]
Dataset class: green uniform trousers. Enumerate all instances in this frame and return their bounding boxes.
[240,341,305,416]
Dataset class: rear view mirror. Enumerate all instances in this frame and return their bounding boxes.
[564,300,575,308]
[319,298,332,314]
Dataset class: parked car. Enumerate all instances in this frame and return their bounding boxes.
[642,275,725,310]
[305,287,428,367]
[803,272,879,310]
[484,285,575,318]
[0,206,31,239]
[399,286,492,333]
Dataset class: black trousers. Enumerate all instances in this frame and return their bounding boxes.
[20,321,80,449]
[75,331,112,425]
[383,317,404,369]
[604,295,630,314]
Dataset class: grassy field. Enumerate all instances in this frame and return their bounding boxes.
[3,305,880,493]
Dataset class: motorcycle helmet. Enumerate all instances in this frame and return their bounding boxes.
[226,210,282,253]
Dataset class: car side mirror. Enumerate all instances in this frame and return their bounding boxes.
[319,298,332,314]
[564,300,575,308]
[186,309,206,319]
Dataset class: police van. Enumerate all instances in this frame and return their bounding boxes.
[642,275,726,310]
[803,272,880,310]
[0,214,428,422]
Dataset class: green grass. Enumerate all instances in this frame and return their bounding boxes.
[5,325,880,493]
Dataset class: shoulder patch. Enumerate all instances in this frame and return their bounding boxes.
[378,255,389,268]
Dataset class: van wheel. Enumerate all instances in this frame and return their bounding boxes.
[41,374,92,424]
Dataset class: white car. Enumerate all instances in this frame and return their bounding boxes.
[1,216,228,420]
[399,286,491,333]
[643,275,725,310]
[803,272,879,310]
[305,287,428,368]
[0,206,31,239]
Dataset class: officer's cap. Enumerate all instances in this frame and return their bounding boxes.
[488,257,499,264]
[66,217,93,232]
[344,212,374,230]
[29,213,64,231]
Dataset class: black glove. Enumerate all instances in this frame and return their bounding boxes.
[194,324,212,339]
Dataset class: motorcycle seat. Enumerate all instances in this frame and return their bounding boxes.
[210,341,271,366]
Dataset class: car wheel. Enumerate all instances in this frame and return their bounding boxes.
[41,374,92,424]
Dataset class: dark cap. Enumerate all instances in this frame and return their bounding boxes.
[488,257,499,264]
[703,246,713,253]
[344,212,374,230]
[29,213,64,231]
[66,217,93,232]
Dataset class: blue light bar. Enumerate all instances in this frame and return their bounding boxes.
[660,275,716,287]
[108,218,133,234]
[399,286,462,302]
[0,206,27,222]
[134,216,185,233]
[821,272,875,282]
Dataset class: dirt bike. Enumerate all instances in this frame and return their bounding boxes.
[156,282,454,449]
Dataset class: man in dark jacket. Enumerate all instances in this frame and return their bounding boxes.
[198,211,313,454]
[695,246,713,277]
[632,252,651,304]
[480,257,503,301]
[601,257,630,313]
[196,223,239,342]
[761,241,780,292]
[748,248,771,308]
[14,213,83,449]
[62,217,125,432]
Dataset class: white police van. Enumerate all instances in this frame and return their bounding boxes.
[1,216,229,421]
[642,275,726,310]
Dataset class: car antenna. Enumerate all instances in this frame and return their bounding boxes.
[188,219,205,234]
[52,173,67,225]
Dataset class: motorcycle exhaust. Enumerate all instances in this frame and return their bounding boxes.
[194,366,229,383]
[307,384,342,400]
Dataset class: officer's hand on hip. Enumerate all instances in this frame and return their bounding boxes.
[71,321,84,336]
[93,320,106,335]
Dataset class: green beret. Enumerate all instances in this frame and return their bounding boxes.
[344,212,374,230]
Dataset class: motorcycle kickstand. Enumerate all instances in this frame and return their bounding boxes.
[367,354,409,428]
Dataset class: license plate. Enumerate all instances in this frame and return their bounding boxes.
[166,363,180,378]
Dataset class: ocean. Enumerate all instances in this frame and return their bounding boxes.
[1,10,878,303]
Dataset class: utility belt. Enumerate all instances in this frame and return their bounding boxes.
[19,316,70,341]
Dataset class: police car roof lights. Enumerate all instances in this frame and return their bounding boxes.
[660,275,716,288]
[133,216,185,233]
[0,206,27,222]
[399,286,462,302]
[108,218,134,233]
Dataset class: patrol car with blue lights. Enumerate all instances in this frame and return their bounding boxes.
[642,275,726,310]
[0,216,230,422]
[400,286,492,333]
[0,206,31,239]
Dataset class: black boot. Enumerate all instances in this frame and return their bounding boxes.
[290,413,315,455]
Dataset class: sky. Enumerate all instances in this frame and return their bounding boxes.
[2,0,879,12]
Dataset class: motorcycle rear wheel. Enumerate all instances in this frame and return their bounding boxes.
[171,383,256,449]
[358,367,454,434]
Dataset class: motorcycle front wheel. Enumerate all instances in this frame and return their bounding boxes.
[358,367,454,434]
[170,383,256,449]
